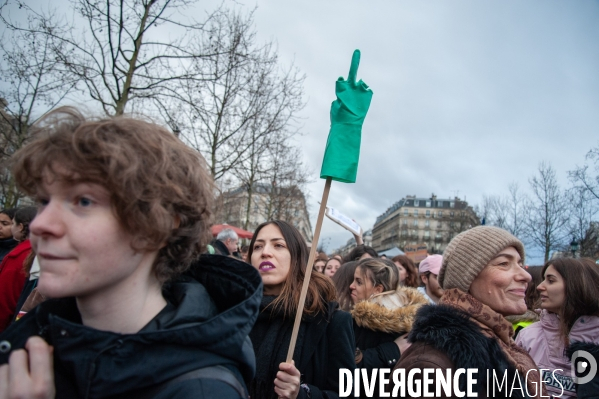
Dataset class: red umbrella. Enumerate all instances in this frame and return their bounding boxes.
[210,224,254,239]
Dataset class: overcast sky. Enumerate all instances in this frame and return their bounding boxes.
[4,1,598,261]
[240,0,599,259]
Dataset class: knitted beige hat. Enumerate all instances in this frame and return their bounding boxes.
[438,226,525,292]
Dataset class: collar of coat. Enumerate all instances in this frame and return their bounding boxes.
[408,304,534,398]
[351,286,429,334]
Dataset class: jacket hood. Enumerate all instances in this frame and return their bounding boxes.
[351,286,428,334]
[1,254,262,398]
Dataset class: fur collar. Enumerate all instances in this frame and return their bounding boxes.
[351,286,428,334]
[409,304,533,398]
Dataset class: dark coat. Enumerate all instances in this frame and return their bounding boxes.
[210,238,231,256]
[0,237,18,262]
[395,304,534,399]
[567,341,599,399]
[249,298,355,399]
[0,254,262,399]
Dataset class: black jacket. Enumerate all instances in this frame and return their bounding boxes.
[210,238,231,256]
[0,237,18,263]
[0,254,262,399]
[249,298,355,399]
[568,341,599,399]
[396,304,534,398]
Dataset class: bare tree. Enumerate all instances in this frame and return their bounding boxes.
[524,162,569,262]
[173,9,305,180]
[566,186,598,257]
[569,144,599,202]
[1,0,234,116]
[0,15,76,207]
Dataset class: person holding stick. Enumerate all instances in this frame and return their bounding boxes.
[248,220,355,399]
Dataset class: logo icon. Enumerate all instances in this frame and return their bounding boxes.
[571,350,597,385]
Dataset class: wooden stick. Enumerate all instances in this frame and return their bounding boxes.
[286,177,332,362]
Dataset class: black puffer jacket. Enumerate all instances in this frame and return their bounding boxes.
[0,254,262,399]
[0,238,17,263]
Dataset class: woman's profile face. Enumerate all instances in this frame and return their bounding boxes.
[251,223,291,296]
[349,268,379,304]
[469,246,531,316]
[11,218,24,242]
[537,264,565,314]
[324,258,341,277]
[394,261,407,283]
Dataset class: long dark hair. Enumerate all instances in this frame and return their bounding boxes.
[541,257,599,345]
[14,206,38,240]
[247,220,336,317]
[331,261,358,311]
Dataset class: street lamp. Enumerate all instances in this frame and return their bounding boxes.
[570,238,579,258]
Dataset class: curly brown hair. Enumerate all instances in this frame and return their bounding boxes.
[11,107,214,283]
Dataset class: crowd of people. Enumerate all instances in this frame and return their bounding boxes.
[0,108,598,398]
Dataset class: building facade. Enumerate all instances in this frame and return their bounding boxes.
[215,183,313,244]
[371,194,480,254]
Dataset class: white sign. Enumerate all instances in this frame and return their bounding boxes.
[326,207,362,236]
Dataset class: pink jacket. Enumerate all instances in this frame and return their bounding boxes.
[516,310,599,398]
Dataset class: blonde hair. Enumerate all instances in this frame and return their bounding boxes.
[357,258,401,293]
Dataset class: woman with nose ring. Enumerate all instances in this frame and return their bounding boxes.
[247,220,355,399]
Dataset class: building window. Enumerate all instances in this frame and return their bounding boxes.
[425,220,430,227]
[402,218,407,225]
[438,211,443,218]
[413,220,418,226]
[450,211,454,217]
[424,231,430,238]
[414,210,419,217]
[426,200,431,207]
[404,209,408,216]
[426,210,430,217]
[402,230,407,236]
[438,221,443,228]
[436,232,442,239]
[450,201,455,208]
[414,200,420,206]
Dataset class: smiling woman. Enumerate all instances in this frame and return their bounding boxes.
[247,220,355,399]
[394,226,545,398]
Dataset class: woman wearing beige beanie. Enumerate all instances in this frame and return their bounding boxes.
[393,226,545,398]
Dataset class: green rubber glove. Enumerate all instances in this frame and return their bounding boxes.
[320,49,373,183]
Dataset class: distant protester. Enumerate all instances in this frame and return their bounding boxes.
[0,206,37,332]
[344,244,377,263]
[392,255,419,288]
[324,257,342,278]
[417,254,444,304]
[350,258,428,398]
[209,227,239,256]
[0,208,18,262]
[313,258,327,273]
[516,258,599,398]
[395,226,544,398]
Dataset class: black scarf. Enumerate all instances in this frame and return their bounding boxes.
[249,296,332,399]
